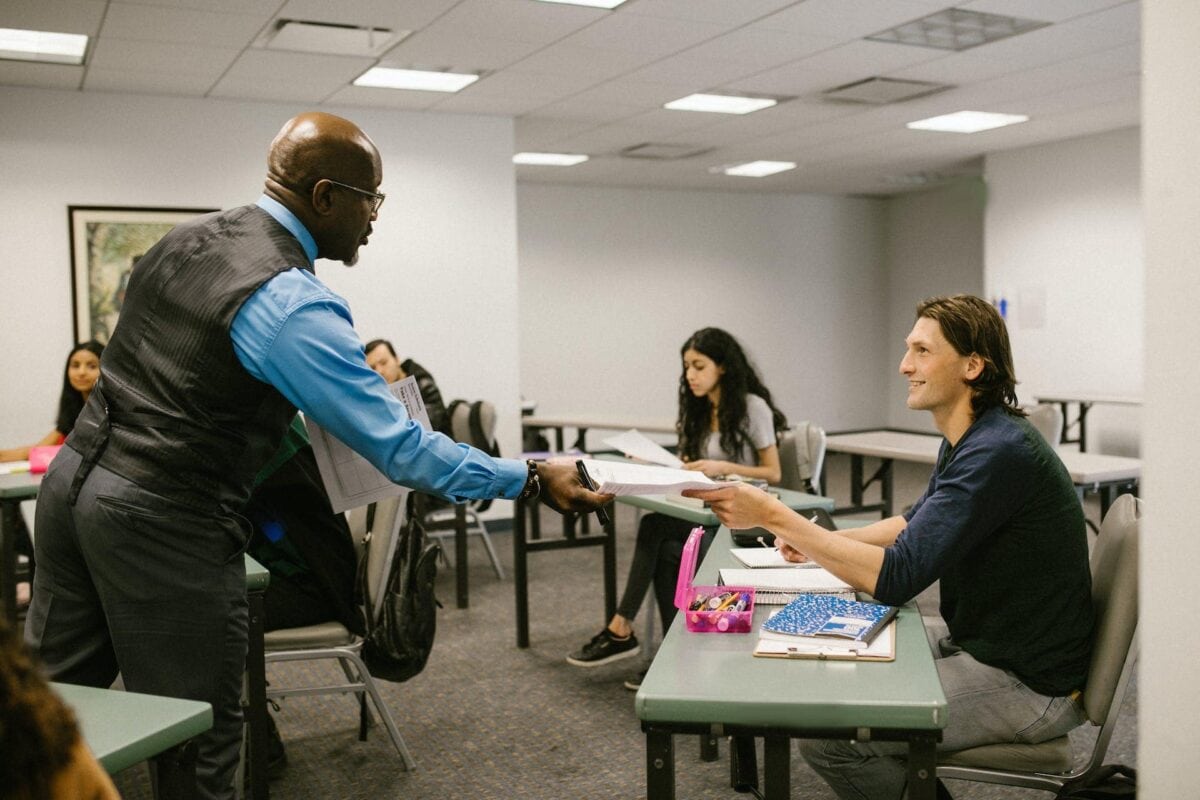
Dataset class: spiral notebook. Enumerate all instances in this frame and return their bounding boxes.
[717,566,854,604]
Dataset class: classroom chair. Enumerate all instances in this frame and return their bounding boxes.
[937,493,1140,793]
[261,492,417,770]
[423,399,504,580]
[779,421,826,495]
[1024,403,1065,449]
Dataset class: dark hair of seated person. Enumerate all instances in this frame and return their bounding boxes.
[0,619,80,800]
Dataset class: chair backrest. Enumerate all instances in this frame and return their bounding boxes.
[447,399,499,511]
[1024,404,1064,448]
[778,421,826,494]
[346,492,408,622]
[1084,492,1140,726]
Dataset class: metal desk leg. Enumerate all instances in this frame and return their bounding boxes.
[699,733,718,762]
[881,459,894,518]
[763,735,791,800]
[730,735,757,792]
[647,729,675,800]
[246,587,268,800]
[1077,402,1091,453]
[849,455,865,510]
[602,504,617,620]
[514,496,530,648]
[454,504,469,609]
[153,741,200,800]
[1,500,16,624]
[906,732,939,800]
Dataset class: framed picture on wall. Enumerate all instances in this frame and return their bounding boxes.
[68,205,217,344]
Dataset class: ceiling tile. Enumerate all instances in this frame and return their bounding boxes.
[1070,2,1141,32]
[621,0,796,25]
[752,0,959,40]
[514,116,599,148]
[131,0,281,13]
[561,78,698,108]
[508,42,659,82]
[324,84,444,110]
[675,26,839,71]
[382,30,544,71]
[963,15,1136,67]
[785,39,947,79]
[959,0,1132,24]
[526,93,646,122]
[460,69,599,103]
[275,0,461,30]
[622,50,768,89]
[429,93,549,115]
[0,60,82,90]
[1,0,107,36]
[559,11,726,55]
[422,0,607,44]
[88,38,239,79]
[209,50,376,103]
[102,2,269,47]
[83,67,215,96]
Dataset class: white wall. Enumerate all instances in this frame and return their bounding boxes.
[0,86,524,457]
[882,178,986,432]
[984,127,1143,455]
[1142,2,1200,794]
[516,183,889,446]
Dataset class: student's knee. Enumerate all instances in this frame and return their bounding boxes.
[800,737,864,770]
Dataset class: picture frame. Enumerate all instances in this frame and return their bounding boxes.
[68,205,217,344]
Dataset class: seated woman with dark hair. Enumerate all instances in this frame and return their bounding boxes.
[1,340,104,463]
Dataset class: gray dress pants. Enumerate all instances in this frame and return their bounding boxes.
[25,446,249,800]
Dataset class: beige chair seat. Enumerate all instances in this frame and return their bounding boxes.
[264,622,356,650]
[940,736,1073,772]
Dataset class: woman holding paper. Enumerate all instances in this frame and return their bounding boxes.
[0,340,104,463]
[567,328,787,685]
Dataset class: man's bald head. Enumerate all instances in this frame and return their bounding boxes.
[263,112,384,265]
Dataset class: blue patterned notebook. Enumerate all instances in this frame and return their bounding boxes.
[759,593,897,650]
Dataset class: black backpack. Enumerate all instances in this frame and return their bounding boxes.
[358,494,442,682]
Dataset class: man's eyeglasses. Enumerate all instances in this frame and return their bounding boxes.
[324,178,386,214]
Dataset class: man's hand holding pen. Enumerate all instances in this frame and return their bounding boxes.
[536,461,614,514]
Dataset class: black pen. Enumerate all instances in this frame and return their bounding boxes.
[575,459,611,526]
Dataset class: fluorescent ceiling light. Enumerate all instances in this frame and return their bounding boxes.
[0,27,88,65]
[719,160,797,178]
[513,152,589,166]
[353,67,479,92]
[664,93,777,115]
[906,110,1028,133]
[532,0,628,8]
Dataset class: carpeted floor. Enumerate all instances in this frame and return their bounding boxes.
[111,459,1136,799]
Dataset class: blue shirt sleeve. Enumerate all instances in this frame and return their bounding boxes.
[230,267,526,502]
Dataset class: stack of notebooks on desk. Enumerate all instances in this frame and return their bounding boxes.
[754,593,898,661]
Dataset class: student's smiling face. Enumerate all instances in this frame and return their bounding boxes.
[899,317,976,416]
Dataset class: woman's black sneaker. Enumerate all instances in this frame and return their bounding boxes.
[623,668,648,691]
[566,628,639,667]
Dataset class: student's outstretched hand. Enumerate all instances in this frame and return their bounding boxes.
[537,462,615,514]
[684,483,783,531]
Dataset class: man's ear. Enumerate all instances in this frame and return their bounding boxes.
[310,179,336,216]
[964,353,985,381]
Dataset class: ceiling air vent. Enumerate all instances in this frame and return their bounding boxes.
[822,77,951,105]
[619,143,713,160]
[258,19,410,57]
[866,8,1049,52]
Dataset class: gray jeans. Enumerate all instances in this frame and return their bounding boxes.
[800,617,1087,800]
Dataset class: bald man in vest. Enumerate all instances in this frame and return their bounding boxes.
[26,112,611,799]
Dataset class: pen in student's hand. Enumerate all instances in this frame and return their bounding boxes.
[575,460,611,527]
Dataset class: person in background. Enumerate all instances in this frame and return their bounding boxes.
[365,338,450,436]
[566,327,788,690]
[25,111,610,800]
[0,618,119,800]
[689,296,1092,800]
[0,340,104,463]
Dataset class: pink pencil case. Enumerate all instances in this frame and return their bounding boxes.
[29,444,64,474]
[675,526,755,633]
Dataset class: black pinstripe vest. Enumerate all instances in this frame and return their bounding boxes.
[68,205,310,513]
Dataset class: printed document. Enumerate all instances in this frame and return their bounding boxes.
[579,458,736,496]
[602,429,682,468]
[306,376,431,513]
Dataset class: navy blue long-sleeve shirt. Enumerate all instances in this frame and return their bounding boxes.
[876,407,1093,696]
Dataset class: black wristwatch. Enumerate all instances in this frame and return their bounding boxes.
[519,459,542,500]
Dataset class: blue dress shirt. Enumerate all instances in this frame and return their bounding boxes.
[229,195,526,502]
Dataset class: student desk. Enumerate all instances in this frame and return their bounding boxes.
[522,415,675,452]
[512,482,834,649]
[825,429,1141,519]
[0,470,39,622]
[635,527,946,800]
[1031,393,1142,452]
[54,681,212,798]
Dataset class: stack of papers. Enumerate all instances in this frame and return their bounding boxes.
[602,429,683,468]
[580,459,736,496]
[729,548,816,569]
[718,567,853,603]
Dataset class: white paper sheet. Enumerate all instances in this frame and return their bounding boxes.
[306,376,430,514]
[580,458,736,496]
[601,429,683,468]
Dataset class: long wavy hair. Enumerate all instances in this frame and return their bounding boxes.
[54,340,104,436]
[916,295,1026,419]
[677,328,788,463]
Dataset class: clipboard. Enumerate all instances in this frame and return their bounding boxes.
[752,619,896,662]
